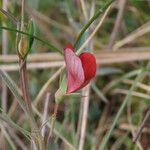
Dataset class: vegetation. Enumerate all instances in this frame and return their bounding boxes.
[0,0,150,149]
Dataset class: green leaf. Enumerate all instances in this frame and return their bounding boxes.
[0,26,62,54]
[74,0,114,50]
[25,19,35,58]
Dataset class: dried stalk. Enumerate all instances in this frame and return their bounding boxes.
[1,47,150,63]
[108,0,126,49]
[79,85,90,150]
[1,0,9,148]
[133,108,150,142]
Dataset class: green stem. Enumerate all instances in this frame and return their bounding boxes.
[19,60,45,149]
[19,60,32,114]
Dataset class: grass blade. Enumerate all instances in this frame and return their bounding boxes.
[99,69,143,150]
[0,69,35,123]
[0,108,31,138]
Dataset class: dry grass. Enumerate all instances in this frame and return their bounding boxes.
[0,0,150,150]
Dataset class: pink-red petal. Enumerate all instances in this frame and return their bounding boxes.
[64,46,85,93]
[79,52,96,81]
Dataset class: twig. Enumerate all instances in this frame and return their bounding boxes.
[108,0,126,49]
[119,123,150,133]
[79,84,90,150]
[127,92,143,150]
[113,21,150,50]
[133,107,150,142]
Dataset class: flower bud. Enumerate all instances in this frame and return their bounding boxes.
[18,19,34,59]
[18,35,28,59]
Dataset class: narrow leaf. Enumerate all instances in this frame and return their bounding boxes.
[99,69,143,150]
[0,108,31,138]
[0,26,62,54]
[74,0,114,49]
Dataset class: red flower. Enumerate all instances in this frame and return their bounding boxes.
[64,43,96,93]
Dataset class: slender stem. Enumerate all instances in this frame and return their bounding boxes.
[19,54,44,149]
[19,1,44,149]
[19,59,45,149]
[19,59,32,110]
[133,107,150,142]
[19,0,31,108]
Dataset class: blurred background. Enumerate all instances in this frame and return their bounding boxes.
[0,0,150,149]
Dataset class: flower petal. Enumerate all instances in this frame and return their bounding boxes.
[64,46,85,93]
[79,52,96,81]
